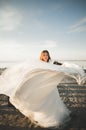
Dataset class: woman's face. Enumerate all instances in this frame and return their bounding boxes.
[42,52,49,62]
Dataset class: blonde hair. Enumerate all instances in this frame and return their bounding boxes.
[40,50,51,62]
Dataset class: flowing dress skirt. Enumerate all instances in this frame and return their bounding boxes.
[0,60,85,128]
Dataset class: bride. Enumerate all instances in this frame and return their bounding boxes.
[0,50,85,128]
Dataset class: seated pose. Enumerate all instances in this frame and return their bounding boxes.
[0,50,85,128]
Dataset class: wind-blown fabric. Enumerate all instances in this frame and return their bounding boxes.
[0,60,85,128]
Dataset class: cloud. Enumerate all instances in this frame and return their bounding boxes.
[27,40,58,48]
[0,39,57,48]
[0,40,21,47]
[68,16,86,33]
[0,5,22,31]
[40,40,57,47]
[0,39,58,61]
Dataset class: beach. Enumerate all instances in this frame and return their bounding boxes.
[0,68,86,130]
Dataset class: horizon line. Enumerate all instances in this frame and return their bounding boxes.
[0,59,86,62]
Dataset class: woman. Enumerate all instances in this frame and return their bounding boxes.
[0,50,85,128]
[40,50,62,65]
[40,50,51,62]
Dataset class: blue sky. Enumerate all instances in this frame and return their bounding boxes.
[0,0,86,61]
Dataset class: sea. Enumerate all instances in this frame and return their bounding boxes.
[60,60,86,69]
[0,60,86,69]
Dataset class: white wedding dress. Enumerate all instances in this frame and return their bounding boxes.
[0,60,85,128]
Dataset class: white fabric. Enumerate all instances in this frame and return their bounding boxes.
[0,60,86,128]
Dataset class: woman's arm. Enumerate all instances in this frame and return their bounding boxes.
[53,61,63,65]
